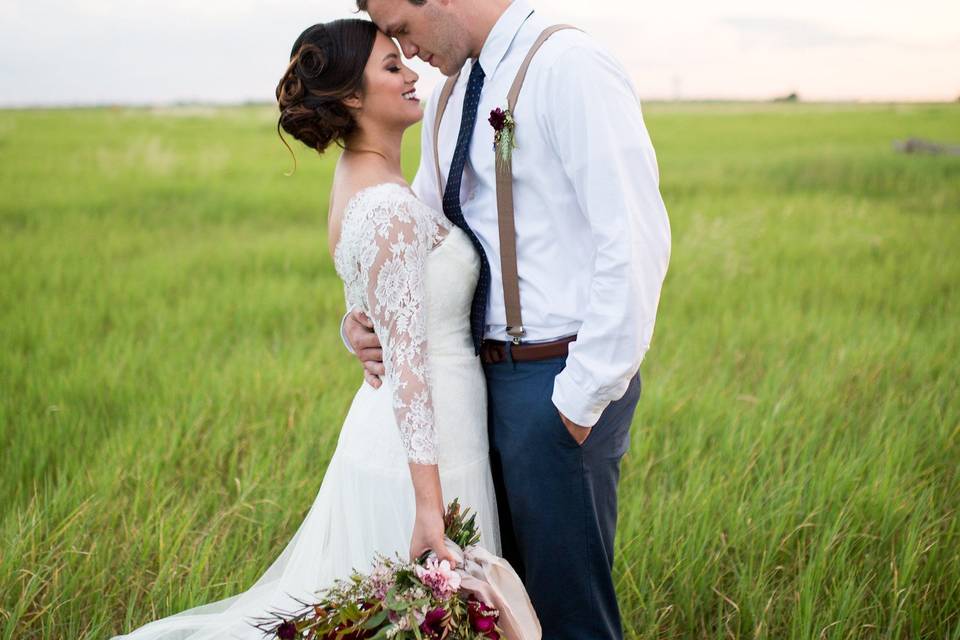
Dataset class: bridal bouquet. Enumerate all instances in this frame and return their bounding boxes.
[253,500,507,640]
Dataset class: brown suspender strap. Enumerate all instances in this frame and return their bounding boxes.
[507,24,578,111]
[498,24,578,342]
[433,24,580,344]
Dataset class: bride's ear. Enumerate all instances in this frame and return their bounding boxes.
[343,92,363,111]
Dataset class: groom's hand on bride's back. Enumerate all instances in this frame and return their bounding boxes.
[345,309,385,388]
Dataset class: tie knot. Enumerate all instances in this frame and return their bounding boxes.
[469,60,485,84]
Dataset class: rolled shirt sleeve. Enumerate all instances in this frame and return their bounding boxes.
[339,307,356,355]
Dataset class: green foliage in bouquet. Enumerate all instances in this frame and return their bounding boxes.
[442,499,481,554]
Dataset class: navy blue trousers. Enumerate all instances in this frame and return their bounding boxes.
[483,351,642,640]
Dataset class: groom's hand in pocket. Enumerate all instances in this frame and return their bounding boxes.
[559,410,592,446]
[345,309,385,388]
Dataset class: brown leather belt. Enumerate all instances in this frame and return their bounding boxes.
[480,335,577,365]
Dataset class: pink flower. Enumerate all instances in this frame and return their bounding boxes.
[368,561,395,600]
[414,557,462,600]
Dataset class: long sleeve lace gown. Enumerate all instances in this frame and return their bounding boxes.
[112,182,501,639]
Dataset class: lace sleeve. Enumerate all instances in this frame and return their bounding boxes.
[359,195,444,465]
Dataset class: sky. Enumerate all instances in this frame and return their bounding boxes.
[0,0,957,107]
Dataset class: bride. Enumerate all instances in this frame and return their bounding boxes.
[112,19,503,639]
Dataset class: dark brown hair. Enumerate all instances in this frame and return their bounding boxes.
[276,20,378,160]
[356,0,426,11]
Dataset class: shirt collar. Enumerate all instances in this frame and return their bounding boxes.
[476,0,535,79]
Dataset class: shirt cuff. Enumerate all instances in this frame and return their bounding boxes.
[551,369,610,428]
[340,308,356,355]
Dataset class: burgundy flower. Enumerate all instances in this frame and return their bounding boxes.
[276,621,297,640]
[419,606,448,638]
[327,624,374,640]
[474,616,496,633]
[488,108,507,132]
[467,598,500,638]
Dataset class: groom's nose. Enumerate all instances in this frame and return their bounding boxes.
[398,37,419,59]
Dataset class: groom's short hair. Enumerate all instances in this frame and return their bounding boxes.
[356,0,426,10]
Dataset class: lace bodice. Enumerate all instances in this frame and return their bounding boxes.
[333,182,455,465]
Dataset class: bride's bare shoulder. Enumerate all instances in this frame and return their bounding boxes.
[327,160,411,255]
[330,156,409,215]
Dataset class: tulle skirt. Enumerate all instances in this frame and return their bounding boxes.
[111,360,500,639]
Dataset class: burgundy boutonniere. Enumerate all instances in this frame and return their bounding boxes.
[488,107,517,163]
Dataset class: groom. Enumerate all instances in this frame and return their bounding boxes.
[344,1,670,637]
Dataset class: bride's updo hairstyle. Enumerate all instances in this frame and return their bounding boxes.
[276,20,378,158]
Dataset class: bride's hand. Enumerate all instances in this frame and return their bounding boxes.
[410,506,458,567]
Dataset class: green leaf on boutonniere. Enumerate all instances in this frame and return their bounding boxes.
[491,108,517,164]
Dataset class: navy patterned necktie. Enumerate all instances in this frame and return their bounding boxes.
[442,61,490,356]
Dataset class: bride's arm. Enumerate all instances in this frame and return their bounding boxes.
[408,465,452,565]
[360,197,456,565]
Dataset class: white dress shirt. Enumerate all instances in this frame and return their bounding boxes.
[343,0,671,428]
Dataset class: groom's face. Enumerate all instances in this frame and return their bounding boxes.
[365,0,470,76]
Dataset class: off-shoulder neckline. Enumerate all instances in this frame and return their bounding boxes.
[341,182,417,224]
[346,181,412,206]
[333,182,419,264]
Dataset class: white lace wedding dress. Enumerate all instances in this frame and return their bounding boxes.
[113,182,501,639]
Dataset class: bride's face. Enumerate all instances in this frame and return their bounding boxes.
[356,31,422,130]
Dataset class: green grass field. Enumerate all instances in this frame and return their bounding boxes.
[1,102,959,639]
